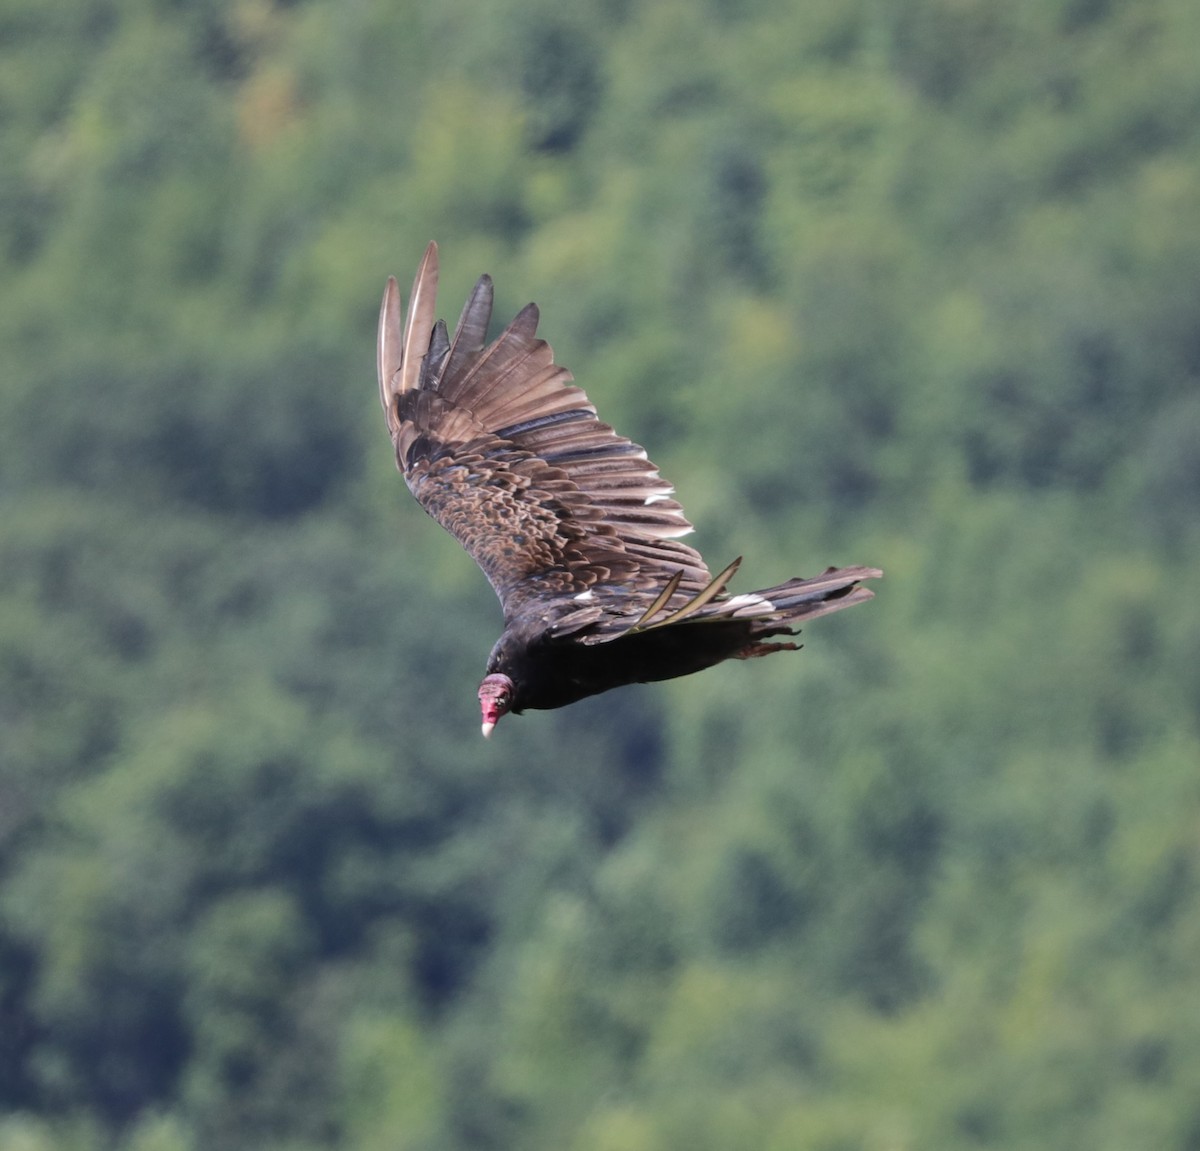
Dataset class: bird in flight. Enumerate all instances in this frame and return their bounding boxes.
[378,243,881,736]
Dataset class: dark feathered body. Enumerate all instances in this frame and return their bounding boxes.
[488,613,754,711]
[488,568,876,712]
[378,244,881,734]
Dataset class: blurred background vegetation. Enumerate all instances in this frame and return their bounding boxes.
[2,0,1199,1147]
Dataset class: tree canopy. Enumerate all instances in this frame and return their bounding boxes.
[2,0,1199,1147]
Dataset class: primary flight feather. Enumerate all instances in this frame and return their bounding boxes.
[379,243,881,736]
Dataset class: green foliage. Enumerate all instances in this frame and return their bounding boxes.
[2,0,1199,1147]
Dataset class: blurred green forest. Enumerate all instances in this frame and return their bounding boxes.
[2,0,1200,1147]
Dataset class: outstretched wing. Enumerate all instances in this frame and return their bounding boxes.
[379,243,713,630]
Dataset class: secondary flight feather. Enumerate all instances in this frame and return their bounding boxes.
[379,243,881,736]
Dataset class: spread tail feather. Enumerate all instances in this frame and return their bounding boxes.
[585,563,880,646]
[746,565,882,630]
[669,562,881,636]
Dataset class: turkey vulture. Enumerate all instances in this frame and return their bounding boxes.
[379,243,881,736]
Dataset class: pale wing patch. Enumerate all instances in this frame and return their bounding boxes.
[726,593,774,610]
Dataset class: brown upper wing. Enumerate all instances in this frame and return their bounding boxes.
[379,243,713,631]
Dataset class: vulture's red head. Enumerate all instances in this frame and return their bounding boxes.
[478,673,515,738]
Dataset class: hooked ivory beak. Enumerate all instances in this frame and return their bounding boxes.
[481,720,496,738]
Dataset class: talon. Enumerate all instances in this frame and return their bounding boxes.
[734,641,800,659]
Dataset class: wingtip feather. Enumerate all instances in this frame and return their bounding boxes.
[378,275,402,414]
[399,241,440,396]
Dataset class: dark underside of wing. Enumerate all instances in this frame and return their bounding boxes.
[378,243,712,627]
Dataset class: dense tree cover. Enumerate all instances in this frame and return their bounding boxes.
[2,0,1199,1147]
